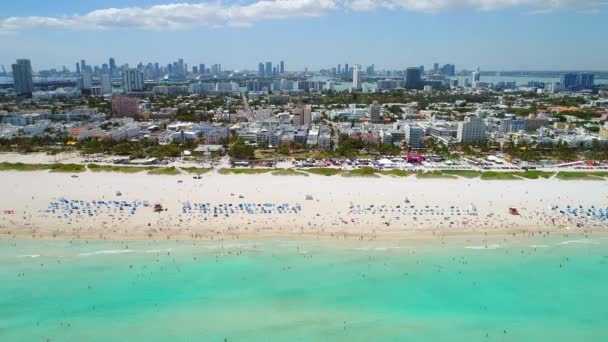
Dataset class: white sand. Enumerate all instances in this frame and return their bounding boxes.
[0,170,607,241]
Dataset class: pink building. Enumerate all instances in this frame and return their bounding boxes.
[112,94,139,118]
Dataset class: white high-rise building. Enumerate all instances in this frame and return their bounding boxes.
[123,68,144,93]
[404,123,424,148]
[80,72,93,90]
[457,115,486,144]
[352,64,362,90]
[100,74,112,95]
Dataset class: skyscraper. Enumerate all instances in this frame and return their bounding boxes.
[258,62,265,76]
[75,62,81,75]
[109,58,116,76]
[11,59,34,97]
[561,72,595,90]
[433,63,439,74]
[370,101,381,123]
[266,62,272,77]
[199,64,206,75]
[352,65,362,90]
[472,67,481,85]
[177,59,185,76]
[100,73,112,95]
[123,68,144,93]
[405,67,422,89]
[280,61,285,74]
[344,63,349,76]
[80,60,86,74]
[80,72,93,93]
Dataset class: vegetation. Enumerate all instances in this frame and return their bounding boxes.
[556,172,608,180]
[0,162,85,173]
[303,168,343,176]
[342,167,381,177]
[416,171,457,179]
[271,169,309,176]
[440,170,481,178]
[228,140,255,160]
[480,171,522,180]
[218,168,274,175]
[87,163,156,173]
[518,171,555,179]
[379,169,415,177]
[147,166,181,175]
[181,167,213,174]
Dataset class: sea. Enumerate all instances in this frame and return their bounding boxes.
[1,236,607,341]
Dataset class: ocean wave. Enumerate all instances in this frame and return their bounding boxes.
[465,244,501,250]
[145,248,172,253]
[558,239,599,246]
[17,254,40,258]
[78,250,135,256]
[529,245,549,248]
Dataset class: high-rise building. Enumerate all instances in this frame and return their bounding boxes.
[561,72,595,90]
[337,64,341,75]
[100,74,112,95]
[109,58,116,76]
[112,94,139,118]
[199,64,206,75]
[366,64,375,76]
[266,62,272,77]
[280,61,285,74]
[352,65,362,90]
[75,63,81,75]
[457,115,486,144]
[295,105,312,127]
[11,59,34,97]
[177,59,185,76]
[370,101,381,123]
[80,72,93,93]
[80,60,86,74]
[192,66,198,74]
[433,63,439,74]
[472,66,481,84]
[404,123,424,148]
[405,67,422,89]
[440,64,455,76]
[123,68,144,93]
[419,65,425,75]
[344,64,349,76]
[258,62,265,76]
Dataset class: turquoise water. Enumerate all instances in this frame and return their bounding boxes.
[1,237,608,341]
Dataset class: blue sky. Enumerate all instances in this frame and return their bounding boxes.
[1,0,607,71]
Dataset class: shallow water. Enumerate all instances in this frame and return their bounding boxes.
[1,236,607,341]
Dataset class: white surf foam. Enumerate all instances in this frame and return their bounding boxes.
[465,244,501,250]
[17,254,40,258]
[78,250,135,256]
[144,248,172,253]
[558,239,599,246]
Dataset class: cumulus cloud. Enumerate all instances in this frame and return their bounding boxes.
[0,0,339,31]
[0,0,605,32]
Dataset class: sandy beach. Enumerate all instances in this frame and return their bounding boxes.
[1,169,607,242]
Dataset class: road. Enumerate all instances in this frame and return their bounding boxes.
[241,93,254,121]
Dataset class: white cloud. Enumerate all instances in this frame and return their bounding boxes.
[0,0,339,31]
[0,0,605,32]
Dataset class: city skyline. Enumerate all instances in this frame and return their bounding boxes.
[1,0,608,71]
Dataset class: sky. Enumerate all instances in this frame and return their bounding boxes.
[1,0,607,72]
